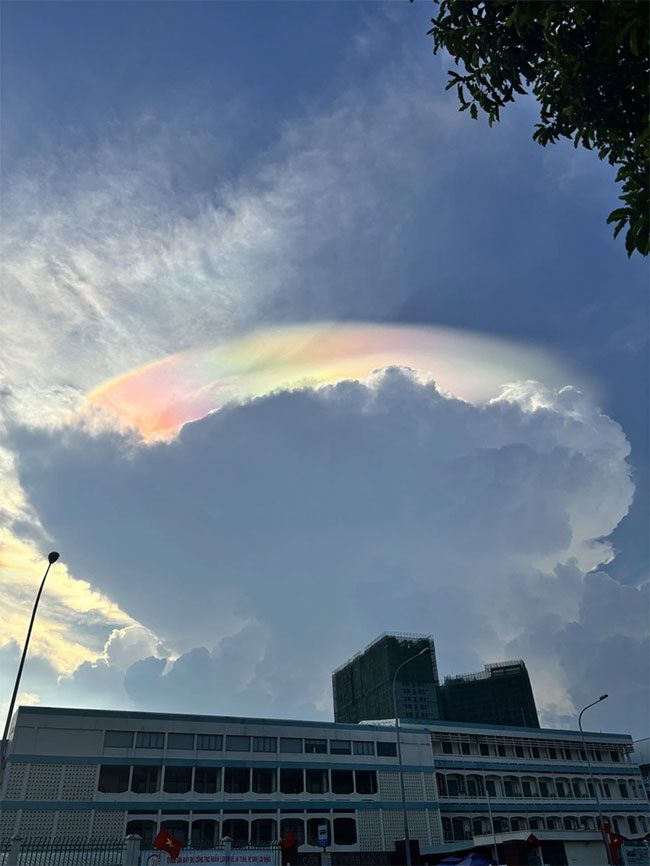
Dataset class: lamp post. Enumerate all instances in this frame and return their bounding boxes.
[392,645,430,866]
[578,694,611,866]
[0,552,60,782]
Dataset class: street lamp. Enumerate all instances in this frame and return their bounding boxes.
[578,694,611,866]
[0,552,60,780]
[392,646,430,866]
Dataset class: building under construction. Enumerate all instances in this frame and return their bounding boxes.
[437,659,540,727]
[332,633,440,724]
[332,633,539,728]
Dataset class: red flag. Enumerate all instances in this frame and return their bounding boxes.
[281,830,297,849]
[526,833,541,849]
[153,828,183,862]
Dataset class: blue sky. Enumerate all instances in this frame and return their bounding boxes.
[1,2,647,736]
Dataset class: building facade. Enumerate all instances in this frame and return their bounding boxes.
[0,706,439,854]
[437,661,540,728]
[1,706,648,863]
[332,633,440,724]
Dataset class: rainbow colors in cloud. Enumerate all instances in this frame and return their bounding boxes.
[89,322,573,439]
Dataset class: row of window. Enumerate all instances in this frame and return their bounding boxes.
[98,765,378,796]
[104,730,396,757]
[433,738,625,763]
[441,813,649,843]
[126,816,357,847]
[435,772,645,801]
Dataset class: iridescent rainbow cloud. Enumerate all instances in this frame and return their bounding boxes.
[89,322,574,439]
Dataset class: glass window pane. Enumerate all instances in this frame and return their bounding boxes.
[355,770,377,795]
[377,742,397,757]
[280,769,304,794]
[98,765,130,793]
[352,741,374,756]
[168,733,194,750]
[196,734,222,751]
[194,767,220,794]
[164,766,192,794]
[136,732,164,749]
[104,730,134,748]
[252,767,276,794]
[253,737,277,753]
[224,767,250,793]
[131,765,160,794]
[306,769,328,794]
[305,739,327,754]
[330,740,351,755]
[333,818,356,845]
[331,770,354,795]
[226,735,250,752]
[280,738,302,753]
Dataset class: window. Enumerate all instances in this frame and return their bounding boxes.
[436,773,447,797]
[194,767,219,794]
[98,765,130,793]
[280,818,305,846]
[131,766,160,794]
[539,780,550,797]
[331,770,354,795]
[280,737,302,753]
[252,768,276,794]
[579,749,587,761]
[333,818,357,845]
[330,740,351,755]
[280,769,304,794]
[253,736,277,753]
[515,745,524,758]
[466,778,479,797]
[377,741,397,757]
[355,770,377,795]
[461,742,471,755]
[226,735,250,752]
[164,766,192,793]
[548,747,557,759]
[126,820,156,846]
[611,750,620,762]
[353,741,374,756]
[594,750,603,762]
[522,781,533,798]
[619,782,630,799]
[563,747,572,760]
[531,746,540,759]
[556,781,568,797]
[485,780,497,797]
[628,817,638,835]
[251,819,276,845]
[305,738,327,754]
[136,732,164,749]
[168,733,194,750]
[192,819,219,848]
[479,743,490,756]
[602,782,611,798]
[497,744,506,757]
[222,820,248,843]
[442,741,453,755]
[104,730,134,748]
[306,769,328,794]
[224,767,250,793]
[197,734,222,751]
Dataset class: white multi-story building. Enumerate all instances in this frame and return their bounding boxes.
[0,706,648,864]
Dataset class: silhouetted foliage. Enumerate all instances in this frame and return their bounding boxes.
[426,0,649,256]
